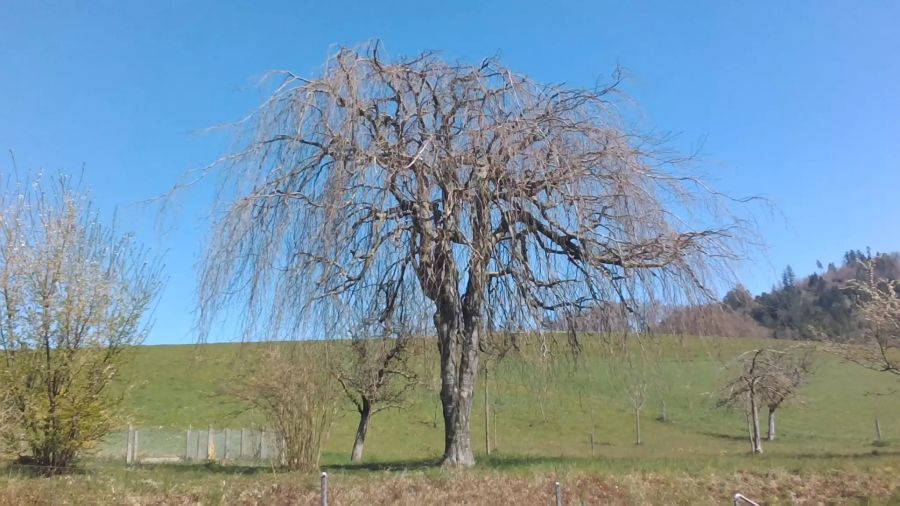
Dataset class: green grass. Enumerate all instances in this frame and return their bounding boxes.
[5,336,900,503]
[110,336,900,471]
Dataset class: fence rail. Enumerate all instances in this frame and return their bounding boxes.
[101,427,286,465]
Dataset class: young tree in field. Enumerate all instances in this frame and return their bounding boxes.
[195,46,749,467]
[718,348,810,453]
[337,337,417,462]
[624,356,651,445]
[336,268,422,462]
[606,335,659,446]
[0,174,161,471]
[477,326,516,456]
[761,351,812,441]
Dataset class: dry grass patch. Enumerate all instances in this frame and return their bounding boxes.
[1,467,897,505]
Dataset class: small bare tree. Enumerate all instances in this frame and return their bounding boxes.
[606,335,659,446]
[229,344,337,471]
[718,348,810,453]
[478,326,516,456]
[336,268,422,462]
[195,45,750,467]
[624,360,650,446]
[0,173,161,471]
[337,339,417,462]
[761,351,812,441]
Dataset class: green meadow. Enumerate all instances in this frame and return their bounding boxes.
[111,336,899,471]
[4,336,899,504]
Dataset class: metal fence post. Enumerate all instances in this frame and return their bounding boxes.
[555,481,562,506]
[321,471,328,506]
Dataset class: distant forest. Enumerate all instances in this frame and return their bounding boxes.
[656,249,900,340]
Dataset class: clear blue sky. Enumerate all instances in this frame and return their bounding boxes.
[2,1,899,344]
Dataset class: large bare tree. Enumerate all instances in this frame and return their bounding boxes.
[196,46,747,467]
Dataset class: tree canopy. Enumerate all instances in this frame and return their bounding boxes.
[196,46,751,466]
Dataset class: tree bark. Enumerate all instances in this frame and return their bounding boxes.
[767,407,776,441]
[440,338,478,467]
[436,310,479,467]
[350,397,371,462]
[634,408,642,445]
[749,394,763,454]
[746,410,754,450]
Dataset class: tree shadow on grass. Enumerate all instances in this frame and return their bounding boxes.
[781,449,900,460]
[117,462,276,476]
[327,454,587,473]
[327,458,440,472]
[4,463,91,477]
[479,454,590,470]
[700,431,750,441]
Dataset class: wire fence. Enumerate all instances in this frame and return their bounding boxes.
[97,426,286,465]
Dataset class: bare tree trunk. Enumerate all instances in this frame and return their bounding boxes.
[749,395,763,454]
[746,409,754,450]
[493,398,499,453]
[767,407,776,441]
[437,312,478,467]
[483,365,491,456]
[350,397,371,462]
[634,408,642,445]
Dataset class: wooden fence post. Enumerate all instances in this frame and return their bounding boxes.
[240,428,246,459]
[590,432,595,457]
[876,418,883,443]
[185,426,191,461]
[207,426,215,462]
[259,430,267,460]
[224,428,230,461]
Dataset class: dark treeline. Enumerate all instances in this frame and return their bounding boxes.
[725,249,900,340]
[654,249,900,340]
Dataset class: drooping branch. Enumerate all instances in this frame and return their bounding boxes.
[195,46,751,342]
[193,44,755,467]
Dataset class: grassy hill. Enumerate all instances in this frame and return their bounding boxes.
[111,336,900,472]
[4,335,899,504]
